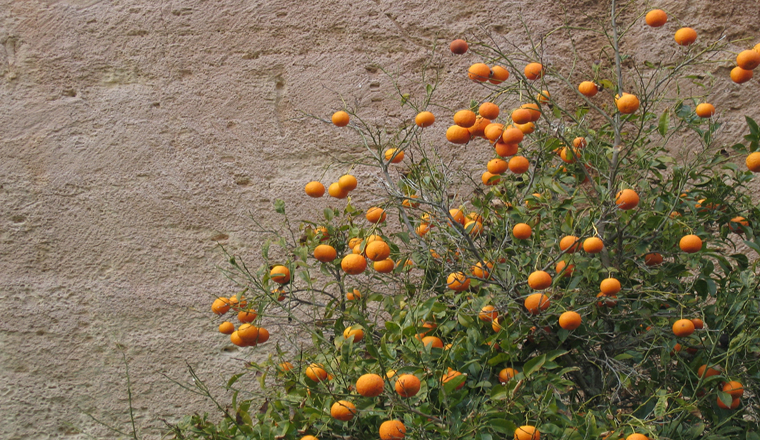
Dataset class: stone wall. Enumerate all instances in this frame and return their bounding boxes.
[0,1,758,438]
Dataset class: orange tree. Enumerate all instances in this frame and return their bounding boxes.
[170,3,760,440]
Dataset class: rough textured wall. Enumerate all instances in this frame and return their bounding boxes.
[0,1,758,439]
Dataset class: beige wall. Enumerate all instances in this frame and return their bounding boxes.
[1,1,758,438]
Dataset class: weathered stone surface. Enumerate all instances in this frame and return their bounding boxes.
[0,1,758,438]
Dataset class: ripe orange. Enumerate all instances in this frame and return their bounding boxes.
[508,156,529,174]
[729,216,749,232]
[484,123,505,142]
[559,235,580,253]
[723,381,744,398]
[479,102,500,120]
[314,244,337,262]
[695,103,715,118]
[490,66,510,84]
[416,223,431,236]
[513,223,532,239]
[464,220,483,236]
[469,116,491,137]
[746,152,760,172]
[524,63,544,80]
[471,261,493,278]
[525,293,550,314]
[341,254,368,274]
[415,111,435,127]
[672,319,695,337]
[573,137,587,148]
[450,39,468,54]
[330,400,357,421]
[328,182,349,198]
[379,420,406,440]
[212,297,231,315]
[301,436,318,440]
[528,270,552,290]
[697,364,720,378]
[583,237,604,253]
[498,368,518,383]
[487,158,509,175]
[218,321,234,334]
[448,208,466,225]
[674,27,697,46]
[596,292,617,307]
[468,63,492,82]
[555,260,574,277]
[515,425,540,440]
[447,272,471,291]
[600,277,621,295]
[270,265,291,284]
[502,127,525,144]
[395,374,421,397]
[256,327,270,343]
[511,108,533,124]
[737,49,760,70]
[644,253,663,266]
[691,318,704,329]
[521,103,541,122]
[717,396,740,410]
[346,288,361,300]
[279,361,294,372]
[495,141,519,157]
[373,258,395,273]
[616,189,640,210]
[356,373,384,397]
[515,122,536,134]
[442,368,465,390]
[559,311,582,330]
[306,363,329,382]
[446,125,472,144]
[338,174,358,192]
[560,147,577,164]
[304,181,325,198]
[645,9,667,27]
[332,111,350,127]
[421,336,443,348]
[479,305,498,322]
[366,206,387,223]
[615,93,640,114]
[401,195,419,208]
[626,435,649,440]
[482,171,500,185]
[679,234,702,253]
[385,148,404,163]
[237,324,260,344]
[230,331,247,347]
[454,109,477,128]
[343,326,364,342]
[348,237,362,249]
[730,66,754,84]
[237,310,257,323]
[536,90,551,103]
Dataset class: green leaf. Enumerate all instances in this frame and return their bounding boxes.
[487,418,516,434]
[718,390,733,408]
[324,208,334,221]
[274,199,285,214]
[443,373,466,393]
[523,354,546,378]
[655,393,668,417]
[658,109,669,136]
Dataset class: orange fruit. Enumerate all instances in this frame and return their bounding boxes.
[330,400,357,421]
[343,326,364,342]
[468,63,492,82]
[513,223,532,239]
[479,305,498,322]
[696,103,715,118]
[729,216,749,232]
[746,152,760,172]
[305,363,329,382]
[328,182,349,198]
[645,9,667,27]
[555,261,574,277]
[583,237,604,253]
[471,261,493,278]
[401,195,419,208]
[237,310,257,323]
[616,189,640,210]
[508,156,529,174]
[348,237,362,249]
[560,147,578,164]
[218,321,234,334]
[674,27,697,46]
[515,121,536,134]
[466,212,484,223]
[600,277,621,295]
[450,39,468,54]
[279,361,294,372]
[301,436,318,440]
[373,258,395,273]
[482,171,501,185]
[446,125,472,144]
[521,103,541,121]
[441,368,465,390]
[341,254,368,274]
[256,327,270,343]
[421,335,443,348]
[498,368,518,383]
[737,49,760,70]
[479,102,500,120]
[717,396,740,410]
[212,297,231,315]
[644,253,663,266]
[616,93,640,114]
[691,318,704,329]
[578,81,599,97]
[536,90,551,103]
[346,288,361,300]
[379,420,406,440]
[679,234,703,253]
[464,220,483,236]
[515,425,540,440]
[502,127,525,144]
[484,123,505,142]
[487,159,508,174]
[447,272,470,291]
[270,265,291,284]
[332,111,350,127]
[559,235,580,253]
[490,66,510,84]
[468,116,492,137]
[525,293,550,314]
[524,63,544,80]
[230,331,247,347]
[596,292,617,307]
[511,108,533,124]
[385,148,404,163]
[237,324,260,344]
[338,174,358,191]
[626,435,649,440]
[314,226,330,241]
[304,181,325,198]
[495,141,519,157]
[697,364,720,378]
[314,244,337,262]
[415,223,431,236]
[366,206,387,223]
[415,111,435,127]
[723,381,744,398]
[356,373,384,397]
[227,295,246,310]
[449,208,466,225]
[672,319,695,337]
[730,66,754,84]
[454,109,477,128]
[528,270,552,290]
[395,374,421,397]
[559,311,582,330]
[572,137,587,149]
